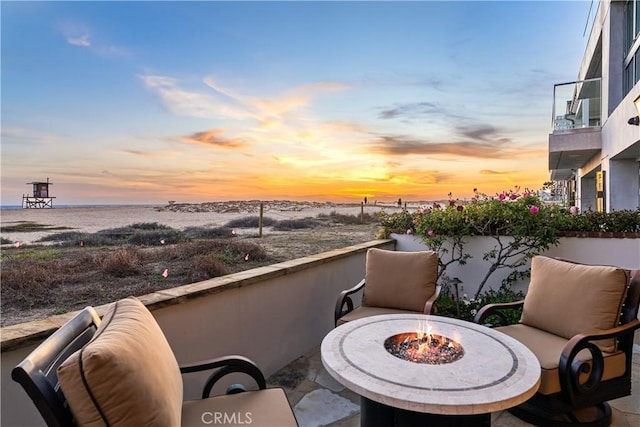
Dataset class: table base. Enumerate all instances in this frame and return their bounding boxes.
[361,397,491,427]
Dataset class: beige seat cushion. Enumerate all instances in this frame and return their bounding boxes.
[181,388,297,426]
[362,248,438,312]
[521,256,629,352]
[58,297,183,426]
[337,306,425,326]
[497,324,626,395]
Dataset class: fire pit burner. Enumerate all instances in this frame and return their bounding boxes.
[384,332,464,365]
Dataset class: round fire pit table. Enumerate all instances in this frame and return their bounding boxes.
[321,314,541,427]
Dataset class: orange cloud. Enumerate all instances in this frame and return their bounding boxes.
[181,129,247,148]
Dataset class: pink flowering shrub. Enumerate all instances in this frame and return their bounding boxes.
[381,188,566,298]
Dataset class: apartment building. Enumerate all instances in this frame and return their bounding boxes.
[549,0,640,212]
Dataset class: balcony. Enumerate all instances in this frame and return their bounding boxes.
[1,237,639,426]
[549,78,602,180]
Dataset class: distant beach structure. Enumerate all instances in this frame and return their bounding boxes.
[22,178,55,209]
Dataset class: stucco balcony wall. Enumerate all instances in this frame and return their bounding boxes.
[392,233,640,296]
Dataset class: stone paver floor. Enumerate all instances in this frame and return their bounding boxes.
[268,342,640,427]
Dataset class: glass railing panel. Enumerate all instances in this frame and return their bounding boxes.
[552,78,602,131]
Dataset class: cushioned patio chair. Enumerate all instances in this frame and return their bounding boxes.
[474,256,640,427]
[334,248,441,326]
[12,297,298,427]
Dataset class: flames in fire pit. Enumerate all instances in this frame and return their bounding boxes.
[384,323,464,365]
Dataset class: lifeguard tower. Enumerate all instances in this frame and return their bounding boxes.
[23,178,55,209]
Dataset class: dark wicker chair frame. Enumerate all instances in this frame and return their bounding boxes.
[473,269,640,427]
[334,278,441,326]
[12,307,277,427]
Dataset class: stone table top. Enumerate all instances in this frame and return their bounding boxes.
[321,314,541,415]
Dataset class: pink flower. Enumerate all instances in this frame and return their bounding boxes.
[509,194,518,200]
[449,200,456,207]
[498,193,506,201]
[456,205,464,212]
[406,229,413,235]
[529,206,539,214]
[160,239,165,245]
[523,191,531,198]
[244,254,250,261]
[231,229,236,235]
[427,229,435,236]
[80,241,84,247]
[162,269,169,278]
[569,206,579,215]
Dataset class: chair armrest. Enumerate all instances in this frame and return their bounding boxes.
[559,319,640,405]
[473,300,525,326]
[334,279,366,326]
[180,355,267,399]
[423,285,441,314]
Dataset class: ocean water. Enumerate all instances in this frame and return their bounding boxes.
[0,204,157,210]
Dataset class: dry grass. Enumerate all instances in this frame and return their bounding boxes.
[0,216,380,326]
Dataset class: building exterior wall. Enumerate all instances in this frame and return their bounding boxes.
[552,0,640,212]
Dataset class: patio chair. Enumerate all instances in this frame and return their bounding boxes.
[334,248,441,326]
[12,297,298,427]
[473,256,640,427]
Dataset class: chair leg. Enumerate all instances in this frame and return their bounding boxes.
[508,401,612,427]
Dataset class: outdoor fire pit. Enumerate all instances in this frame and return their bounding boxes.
[321,314,541,427]
[384,331,464,365]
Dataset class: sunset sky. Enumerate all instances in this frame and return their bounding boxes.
[1,1,593,205]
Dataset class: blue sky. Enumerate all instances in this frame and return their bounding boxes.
[1,1,593,205]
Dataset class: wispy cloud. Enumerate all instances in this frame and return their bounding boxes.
[59,21,128,57]
[480,169,517,175]
[181,129,247,148]
[142,73,350,127]
[140,74,255,119]
[457,124,507,142]
[367,126,541,160]
[67,34,90,47]
[369,135,517,158]
[378,102,441,119]
[120,149,161,158]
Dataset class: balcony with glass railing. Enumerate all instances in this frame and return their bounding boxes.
[549,78,603,179]
[552,78,602,132]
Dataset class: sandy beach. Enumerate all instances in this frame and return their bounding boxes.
[0,200,406,245]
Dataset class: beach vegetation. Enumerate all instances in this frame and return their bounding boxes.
[1,216,380,326]
[0,221,72,233]
[101,247,144,277]
[3,248,63,262]
[129,229,185,246]
[129,222,172,230]
[184,226,236,239]
[225,216,277,228]
[273,217,320,230]
[191,254,230,279]
[316,211,380,225]
[1,237,12,244]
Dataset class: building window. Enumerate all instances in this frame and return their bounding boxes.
[624,1,640,94]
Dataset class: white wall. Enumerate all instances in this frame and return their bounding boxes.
[393,233,640,297]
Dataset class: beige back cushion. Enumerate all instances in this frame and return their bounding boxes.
[362,248,438,312]
[521,256,629,352]
[58,297,183,426]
